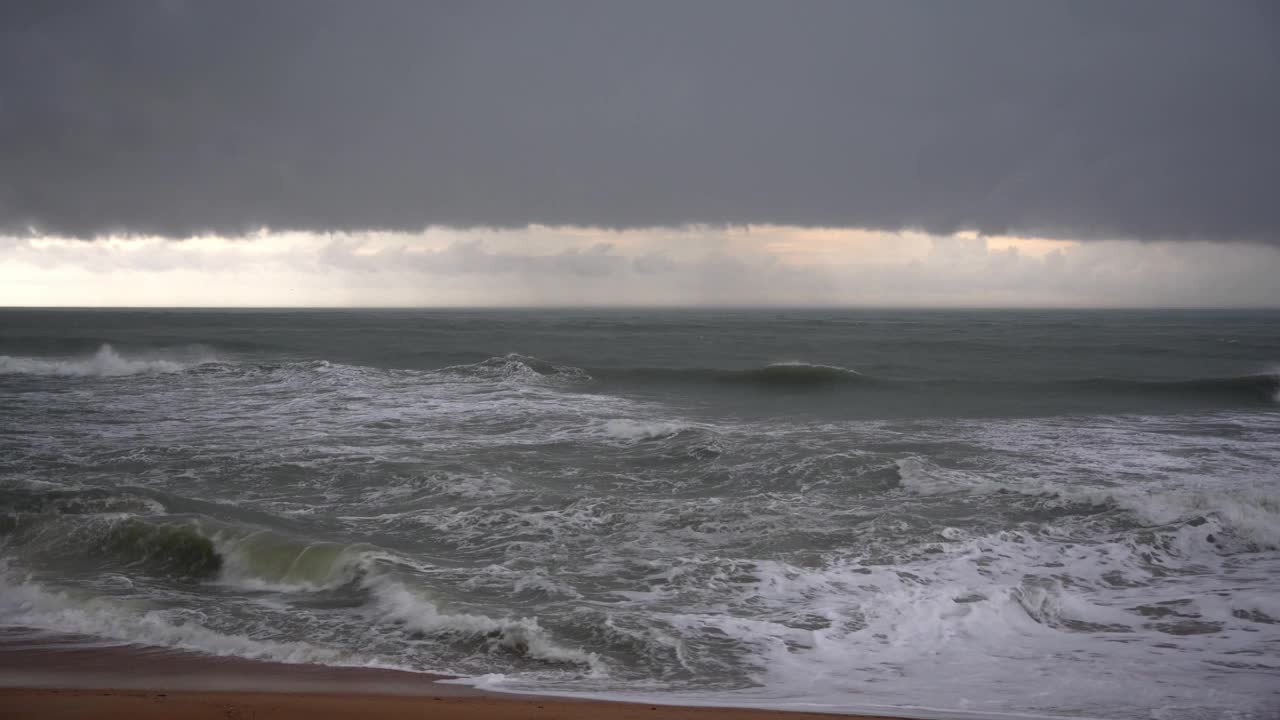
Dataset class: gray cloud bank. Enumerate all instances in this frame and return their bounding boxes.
[2,1,1277,241]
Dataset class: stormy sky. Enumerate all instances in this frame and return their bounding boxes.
[2,1,1278,306]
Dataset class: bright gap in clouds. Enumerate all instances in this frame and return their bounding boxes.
[2,226,1278,308]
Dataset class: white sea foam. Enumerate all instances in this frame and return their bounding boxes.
[892,436,1280,551]
[630,529,1280,719]
[1071,482,1280,551]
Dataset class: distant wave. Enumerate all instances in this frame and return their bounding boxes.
[0,345,353,381]
[1064,373,1280,403]
[434,357,1277,405]
[5,345,1274,407]
[602,362,867,389]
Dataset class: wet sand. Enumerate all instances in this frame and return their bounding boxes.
[0,628,906,720]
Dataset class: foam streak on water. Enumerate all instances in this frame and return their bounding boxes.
[1,310,1278,719]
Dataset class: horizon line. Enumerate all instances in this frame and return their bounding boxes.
[3,304,1280,312]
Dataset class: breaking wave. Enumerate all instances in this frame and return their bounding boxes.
[366,575,604,672]
[0,507,602,673]
[0,561,358,666]
[440,354,592,386]
[0,344,214,377]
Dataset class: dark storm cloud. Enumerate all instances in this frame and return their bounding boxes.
[1,0,1277,241]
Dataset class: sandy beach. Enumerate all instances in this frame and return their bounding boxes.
[0,630,905,720]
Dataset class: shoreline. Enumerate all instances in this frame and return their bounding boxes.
[0,627,910,720]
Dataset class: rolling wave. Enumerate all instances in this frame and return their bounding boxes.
[598,361,1278,403]
[1,505,398,589]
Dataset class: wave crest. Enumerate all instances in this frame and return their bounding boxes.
[607,362,865,389]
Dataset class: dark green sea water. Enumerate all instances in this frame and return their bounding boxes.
[1,309,1278,719]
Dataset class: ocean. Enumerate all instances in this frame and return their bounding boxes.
[1,308,1277,719]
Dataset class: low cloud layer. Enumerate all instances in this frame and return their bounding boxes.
[3,1,1278,241]
[5,226,1278,307]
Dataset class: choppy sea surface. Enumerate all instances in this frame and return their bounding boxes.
[1,309,1278,719]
